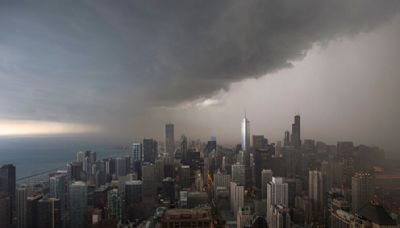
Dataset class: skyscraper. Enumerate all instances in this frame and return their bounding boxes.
[231,163,245,186]
[142,163,156,198]
[125,180,143,205]
[291,115,301,148]
[143,138,158,163]
[230,181,244,217]
[17,187,27,228]
[37,197,61,228]
[261,169,273,199]
[309,170,324,212]
[284,131,290,146]
[179,165,191,188]
[266,177,289,224]
[26,194,42,228]
[0,193,11,228]
[0,164,16,210]
[241,114,250,151]
[76,151,85,162]
[165,123,175,156]
[107,189,123,221]
[69,181,87,228]
[132,142,143,161]
[352,172,374,212]
[253,135,268,150]
[116,157,128,177]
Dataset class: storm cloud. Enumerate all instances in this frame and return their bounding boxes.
[0,0,399,136]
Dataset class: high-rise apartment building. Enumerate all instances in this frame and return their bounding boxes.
[352,172,374,212]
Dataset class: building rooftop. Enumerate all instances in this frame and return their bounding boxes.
[356,203,396,225]
[162,208,210,221]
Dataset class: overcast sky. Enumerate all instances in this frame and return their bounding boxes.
[0,1,399,156]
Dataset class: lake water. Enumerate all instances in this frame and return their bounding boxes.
[0,136,131,179]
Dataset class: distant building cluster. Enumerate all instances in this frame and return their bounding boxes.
[1,115,399,228]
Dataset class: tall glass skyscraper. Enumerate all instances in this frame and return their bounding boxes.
[132,142,143,161]
[69,181,87,228]
[241,115,250,151]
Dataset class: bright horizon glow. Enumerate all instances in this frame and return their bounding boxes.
[0,119,100,136]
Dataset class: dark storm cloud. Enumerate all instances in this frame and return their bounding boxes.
[0,0,399,127]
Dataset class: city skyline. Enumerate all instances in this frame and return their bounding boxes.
[0,2,400,227]
[0,1,399,158]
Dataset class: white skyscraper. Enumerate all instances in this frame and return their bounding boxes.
[241,114,250,151]
[132,142,143,161]
[267,177,289,225]
[230,182,244,217]
[261,169,273,199]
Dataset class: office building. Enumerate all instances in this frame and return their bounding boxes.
[49,173,67,211]
[241,114,250,151]
[76,151,85,162]
[213,172,231,193]
[37,197,61,228]
[267,177,289,224]
[17,187,27,228]
[180,165,191,188]
[69,181,87,228]
[352,172,374,212]
[253,135,268,150]
[107,189,123,221]
[232,163,245,186]
[237,206,253,228]
[0,164,16,209]
[125,180,143,204]
[142,163,156,198]
[165,123,175,156]
[132,142,143,161]
[291,115,301,148]
[0,193,12,228]
[261,169,273,199]
[143,138,158,163]
[309,170,324,212]
[26,194,42,228]
[116,157,128,177]
[160,208,211,228]
[162,177,176,202]
[230,181,244,217]
[67,162,83,182]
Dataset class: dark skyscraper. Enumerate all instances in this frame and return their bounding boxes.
[165,123,175,156]
[0,164,16,215]
[143,138,158,163]
[291,115,301,148]
[284,131,291,146]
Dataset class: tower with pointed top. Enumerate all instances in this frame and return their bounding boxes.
[241,113,250,151]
